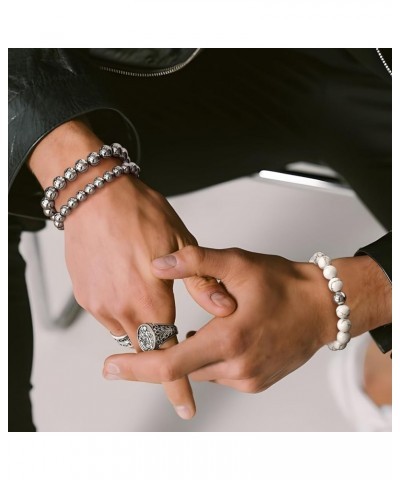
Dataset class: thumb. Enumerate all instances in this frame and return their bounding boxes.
[151,245,233,281]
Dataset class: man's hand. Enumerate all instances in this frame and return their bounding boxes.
[103,246,391,397]
[29,120,237,419]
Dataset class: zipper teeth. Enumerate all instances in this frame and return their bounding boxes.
[376,48,392,77]
[99,48,201,78]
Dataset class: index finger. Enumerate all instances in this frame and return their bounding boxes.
[151,246,241,282]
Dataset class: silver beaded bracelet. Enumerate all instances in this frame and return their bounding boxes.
[40,143,140,230]
[309,252,351,351]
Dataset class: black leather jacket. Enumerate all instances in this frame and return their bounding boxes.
[8,48,391,350]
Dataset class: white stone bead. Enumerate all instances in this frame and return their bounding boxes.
[309,252,324,264]
[328,277,343,292]
[323,265,337,280]
[337,318,352,333]
[337,331,351,344]
[317,255,331,269]
[328,340,345,351]
[336,304,350,318]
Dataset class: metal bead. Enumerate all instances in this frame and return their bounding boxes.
[41,198,55,209]
[121,163,131,174]
[112,165,123,177]
[43,207,56,217]
[44,187,58,200]
[84,183,96,195]
[130,162,140,176]
[60,205,72,217]
[64,167,78,182]
[333,292,346,305]
[99,145,112,157]
[75,159,89,173]
[53,176,66,190]
[67,197,79,209]
[76,190,87,202]
[53,213,65,224]
[87,152,101,166]
[111,143,122,157]
[93,176,105,188]
[54,221,64,230]
[103,171,114,182]
[50,214,57,221]
[120,147,129,161]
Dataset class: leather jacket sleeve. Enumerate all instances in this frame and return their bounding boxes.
[355,232,392,353]
[8,48,139,220]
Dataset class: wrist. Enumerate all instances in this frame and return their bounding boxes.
[298,255,392,348]
[331,256,391,337]
[28,119,104,188]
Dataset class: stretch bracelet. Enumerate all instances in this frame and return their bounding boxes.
[40,143,140,230]
[309,252,351,351]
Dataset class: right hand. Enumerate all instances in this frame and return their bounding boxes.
[29,120,237,419]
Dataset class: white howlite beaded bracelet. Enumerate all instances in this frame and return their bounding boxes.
[309,252,351,351]
[41,143,140,230]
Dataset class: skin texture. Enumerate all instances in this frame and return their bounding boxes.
[103,246,391,399]
[29,120,237,419]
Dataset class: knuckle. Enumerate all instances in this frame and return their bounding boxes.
[238,378,262,394]
[225,248,248,270]
[182,245,208,274]
[186,274,213,292]
[182,244,203,263]
[226,247,245,259]
[159,362,178,382]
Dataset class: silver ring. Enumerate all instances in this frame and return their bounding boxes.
[111,333,133,348]
[137,323,178,351]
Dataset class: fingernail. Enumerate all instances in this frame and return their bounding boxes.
[175,405,192,420]
[152,255,177,269]
[211,292,233,308]
[105,363,120,375]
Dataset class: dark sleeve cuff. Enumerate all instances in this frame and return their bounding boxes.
[355,232,392,353]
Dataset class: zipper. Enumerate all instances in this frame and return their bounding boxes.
[376,48,392,77]
[99,48,202,77]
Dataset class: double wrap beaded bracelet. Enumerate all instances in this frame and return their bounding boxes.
[41,143,140,230]
[309,252,351,351]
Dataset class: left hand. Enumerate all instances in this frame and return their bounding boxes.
[103,245,391,393]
